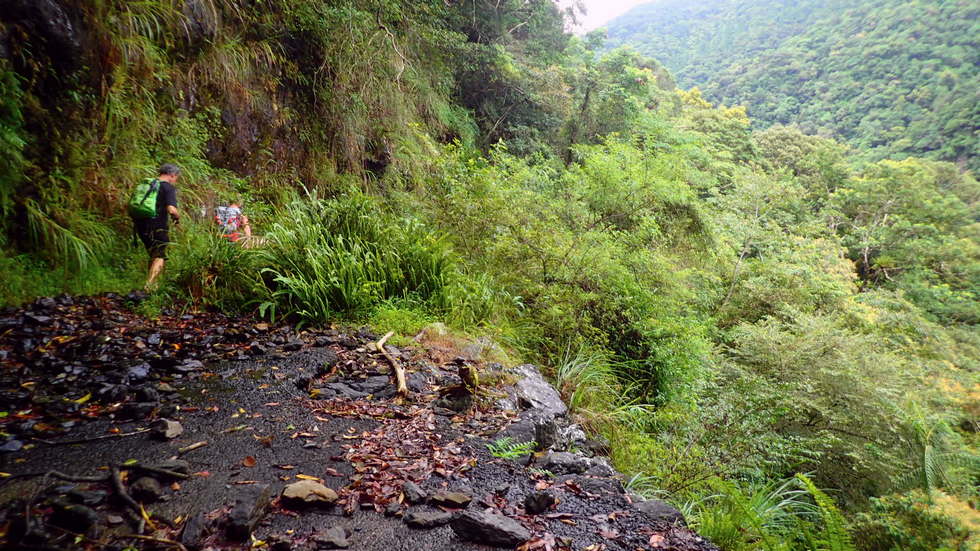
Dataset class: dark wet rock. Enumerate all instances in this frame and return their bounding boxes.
[384,501,402,516]
[175,359,204,372]
[534,417,559,450]
[313,526,351,549]
[66,488,107,506]
[559,475,623,495]
[406,371,427,392]
[281,480,338,508]
[130,476,163,503]
[404,510,454,528]
[249,342,267,356]
[337,335,359,349]
[635,498,687,527]
[430,490,472,508]
[151,418,183,440]
[126,363,150,381]
[49,502,99,533]
[0,439,23,452]
[226,483,273,541]
[434,387,473,412]
[180,511,210,550]
[120,401,157,419]
[151,458,191,476]
[282,340,304,352]
[97,383,129,402]
[540,451,588,474]
[267,534,293,551]
[402,481,427,504]
[357,327,377,341]
[23,313,52,325]
[584,461,616,478]
[353,375,391,394]
[294,374,313,391]
[313,336,337,348]
[582,436,612,456]
[156,382,178,393]
[322,382,367,399]
[523,491,556,514]
[451,509,531,547]
[134,385,159,403]
[147,333,162,345]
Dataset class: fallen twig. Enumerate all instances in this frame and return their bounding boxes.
[32,428,150,446]
[177,441,208,455]
[124,463,189,480]
[376,331,408,397]
[110,466,144,534]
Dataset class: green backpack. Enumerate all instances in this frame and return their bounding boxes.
[128,178,160,219]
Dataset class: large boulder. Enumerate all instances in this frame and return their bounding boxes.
[450,509,530,547]
[634,498,687,527]
[509,364,567,419]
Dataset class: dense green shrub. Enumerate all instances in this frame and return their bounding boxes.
[851,491,974,551]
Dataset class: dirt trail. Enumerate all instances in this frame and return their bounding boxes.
[0,295,715,551]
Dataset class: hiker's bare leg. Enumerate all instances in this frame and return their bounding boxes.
[146,257,165,289]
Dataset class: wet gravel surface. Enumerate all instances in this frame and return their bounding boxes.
[0,295,715,551]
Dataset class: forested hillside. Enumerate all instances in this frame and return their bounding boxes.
[1,1,978,550]
[605,0,980,171]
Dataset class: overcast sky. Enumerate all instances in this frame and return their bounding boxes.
[562,0,654,32]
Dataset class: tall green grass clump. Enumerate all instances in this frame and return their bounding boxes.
[162,219,261,313]
[256,191,496,325]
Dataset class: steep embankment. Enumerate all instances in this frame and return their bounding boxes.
[604,0,980,170]
[0,294,714,550]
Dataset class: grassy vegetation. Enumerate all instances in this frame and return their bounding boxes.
[1,2,977,549]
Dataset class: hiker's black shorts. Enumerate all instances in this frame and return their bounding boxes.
[136,226,170,259]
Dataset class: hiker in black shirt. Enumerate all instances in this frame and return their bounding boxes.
[135,163,181,289]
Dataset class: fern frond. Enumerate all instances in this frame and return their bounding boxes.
[796,474,855,551]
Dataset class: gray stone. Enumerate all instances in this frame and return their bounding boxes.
[635,498,687,527]
[313,527,350,549]
[150,459,191,476]
[451,509,531,547]
[558,475,623,495]
[523,491,556,515]
[151,418,183,440]
[402,481,427,504]
[322,382,367,399]
[176,359,204,372]
[429,490,472,508]
[226,484,273,541]
[512,364,567,419]
[127,363,150,381]
[540,451,588,474]
[281,480,338,508]
[282,340,304,352]
[404,510,454,528]
[180,512,210,550]
[130,477,163,503]
[353,375,391,394]
[534,417,559,450]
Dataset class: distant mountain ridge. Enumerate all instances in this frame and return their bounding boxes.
[604,0,979,171]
